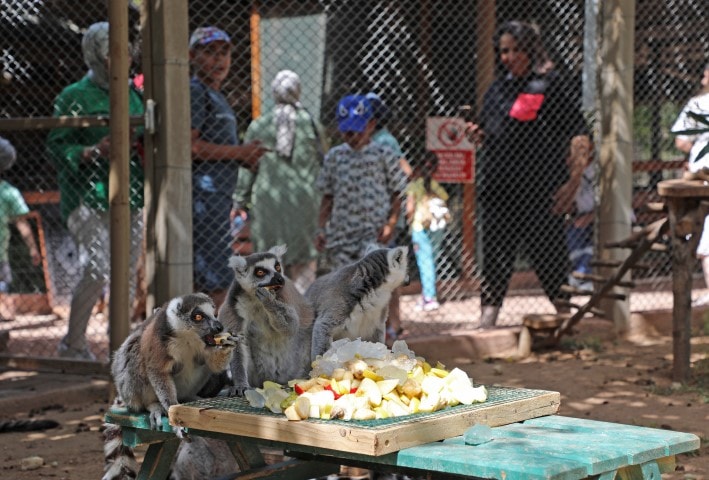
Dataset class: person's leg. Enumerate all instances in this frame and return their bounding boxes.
[60,206,109,359]
[478,207,516,326]
[412,229,437,304]
[527,212,571,310]
[129,209,145,321]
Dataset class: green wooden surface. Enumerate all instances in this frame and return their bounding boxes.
[104,407,701,480]
[396,415,700,480]
[105,407,173,432]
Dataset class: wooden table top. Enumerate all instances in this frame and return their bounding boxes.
[657,178,709,197]
[168,386,560,456]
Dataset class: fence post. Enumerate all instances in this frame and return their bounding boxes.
[597,0,635,332]
[143,0,193,308]
[108,0,131,356]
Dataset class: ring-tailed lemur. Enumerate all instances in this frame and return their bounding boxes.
[306,246,409,360]
[102,293,241,480]
[218,245,314,396]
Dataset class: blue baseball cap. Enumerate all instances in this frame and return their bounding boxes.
[189,27,231,49]
[336,95,373,133]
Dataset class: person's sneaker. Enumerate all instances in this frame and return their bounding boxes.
[692,294,709,307]
[57,340,96,361]
[415,297,440,312]
[422,299,440,311]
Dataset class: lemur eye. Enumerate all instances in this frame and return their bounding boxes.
[255,268,265,278]
[275,262,281,273]
[193,312,204,322]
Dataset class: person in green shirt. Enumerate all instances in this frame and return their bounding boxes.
[0,137,41,297]
[47,22,144,360]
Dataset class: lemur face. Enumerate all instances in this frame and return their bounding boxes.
[228,245,288,294]
[166,293,224,344]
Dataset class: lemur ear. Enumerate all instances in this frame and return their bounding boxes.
[166,297,183,319]
[270,244,287,258]
[228,255,248,271]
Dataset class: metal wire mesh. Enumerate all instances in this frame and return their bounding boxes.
[0,0,707,362]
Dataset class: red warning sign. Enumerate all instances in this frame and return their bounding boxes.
[426,117,475,184]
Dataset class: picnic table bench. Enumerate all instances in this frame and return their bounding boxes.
[104,386,700,480]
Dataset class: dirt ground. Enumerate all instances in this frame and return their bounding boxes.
[0,316,707,480]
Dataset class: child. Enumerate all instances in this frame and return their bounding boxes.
[314,94,406,268]
[406,150,450,311]
[0,137,41,296]
[566,157,596,291]
[314,94,407,344]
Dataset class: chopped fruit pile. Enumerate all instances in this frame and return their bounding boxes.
[244,338,487,421]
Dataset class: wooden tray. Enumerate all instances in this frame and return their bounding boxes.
[169,385,560,456]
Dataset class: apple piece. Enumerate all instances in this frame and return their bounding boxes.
[294,395,311,419]
[374,405,391,419]
[284,405,302,421]
[331,394,356,420]
[409,396,421,414]
[421,375,445,396]
[376,379,399,396]
[409,365,425,384]
[338,378,352,396]
[362,369,384,382]
[377,365,408,385]
[356,377,382,407]
[352,408,377,420]
[385,398,410,417]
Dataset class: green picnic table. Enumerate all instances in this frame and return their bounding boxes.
[105,402,700,480]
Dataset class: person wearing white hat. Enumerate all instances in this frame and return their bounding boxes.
[234,70,324,292]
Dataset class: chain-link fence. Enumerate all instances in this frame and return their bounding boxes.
[1,0,707,363]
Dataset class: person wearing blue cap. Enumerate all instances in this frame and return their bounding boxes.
[314,94,407,343]
[188,26,268,307]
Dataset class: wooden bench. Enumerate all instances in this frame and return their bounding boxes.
[105,393,699,480]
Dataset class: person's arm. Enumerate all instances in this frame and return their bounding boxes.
[47,89,108,172]
[405,190,416,224]
[675,137,694,154]
[14,217,40,266]
[552,134,592,215]
[314,194,333,252]
[378,193,402,244]
[190,130,266,170]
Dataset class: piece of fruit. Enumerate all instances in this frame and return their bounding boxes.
[376,379,399,396]
[356,377,382,407]
[294,395,311,419]
[213,332,234,345]
[284,404,301,421]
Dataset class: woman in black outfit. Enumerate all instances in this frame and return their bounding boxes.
[465,20,592,328]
